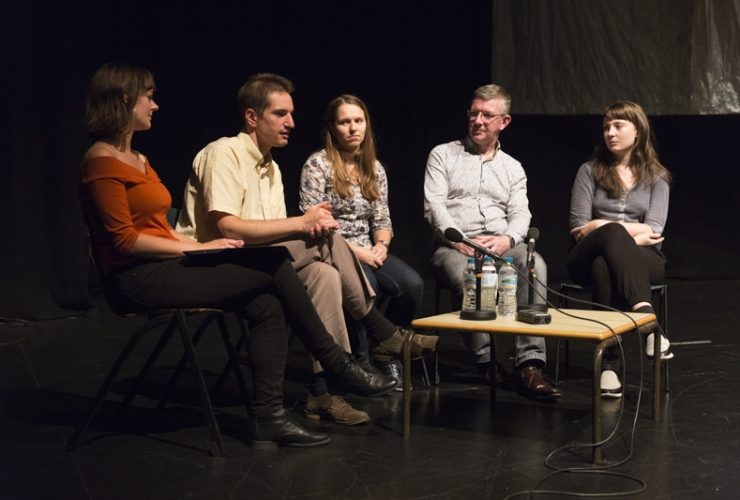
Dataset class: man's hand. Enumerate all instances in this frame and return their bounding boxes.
[453,234,511,257]
[634,232,664,246]
[453,241,475,257]
[471,234,511,256]
[301,202,339,238]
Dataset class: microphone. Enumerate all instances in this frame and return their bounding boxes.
[526,227,539,268]
[443,228,503,262]
[526,227,539,253]
[524,226,547,312]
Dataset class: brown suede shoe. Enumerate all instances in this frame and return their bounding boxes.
[304,394,370,425]
[513,366,562,402]
[372,329,438,359]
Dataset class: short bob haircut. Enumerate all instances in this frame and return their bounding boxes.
[237,73,294,117]
[85,62,155,140]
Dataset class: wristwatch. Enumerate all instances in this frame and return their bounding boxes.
[504,234,515,248]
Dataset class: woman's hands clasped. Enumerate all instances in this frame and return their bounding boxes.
[354,244,387,269]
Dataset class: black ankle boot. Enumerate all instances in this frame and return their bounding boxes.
[249,409,331,449]
[329,353,397,397]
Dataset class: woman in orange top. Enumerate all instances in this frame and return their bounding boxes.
[79,63,395,448]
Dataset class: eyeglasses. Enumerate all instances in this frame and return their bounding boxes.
[466,110,505,122]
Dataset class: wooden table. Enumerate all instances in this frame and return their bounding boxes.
[407,308,660,463]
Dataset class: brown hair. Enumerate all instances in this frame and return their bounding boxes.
[237,73,294,116]
[85,62,155,140]
[323,94,380,201]
[592,100,671,198]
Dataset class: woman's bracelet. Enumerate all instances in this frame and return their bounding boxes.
[375,240,389,249]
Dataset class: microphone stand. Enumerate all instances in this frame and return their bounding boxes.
[460,250,497,321]
[524,246,548,312]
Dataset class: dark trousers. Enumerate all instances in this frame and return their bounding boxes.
[567,223,666,310]
[106,254,346,417]
[348,254,424,364]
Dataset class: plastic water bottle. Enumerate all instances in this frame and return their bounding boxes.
[462,258,477,312]
[497,256,518,318]
[481,257,498,312]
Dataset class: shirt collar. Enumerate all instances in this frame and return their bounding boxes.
[463,135,502,158]
[238,131,273,170]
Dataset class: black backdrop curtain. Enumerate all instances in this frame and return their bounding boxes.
[2,1,738,321]
[1,0,493,319]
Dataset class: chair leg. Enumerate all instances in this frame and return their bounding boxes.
[67,314,174,451]
[416,356,431,386]
[213,317,249,399]
[117,316,179,418]
[659,285,669,392]
[157,313,219,409]
[174,311,225,457]
[214,314,253,416]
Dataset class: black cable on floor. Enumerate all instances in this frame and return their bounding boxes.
[502,273,667,499]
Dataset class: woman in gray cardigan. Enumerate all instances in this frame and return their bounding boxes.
[568,100,672,398]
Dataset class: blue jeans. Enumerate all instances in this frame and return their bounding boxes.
[348,254,424,364]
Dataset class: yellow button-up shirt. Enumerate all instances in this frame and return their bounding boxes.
[178,132,287,242]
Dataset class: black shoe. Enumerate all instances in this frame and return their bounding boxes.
[249,410,331,449]
[378,358,409,392]
[329,353,398,397]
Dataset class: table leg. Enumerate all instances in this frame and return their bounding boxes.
[489,338,497,406]
[403,328,413,438]
[650,322,661,421]
[593,337,619,464]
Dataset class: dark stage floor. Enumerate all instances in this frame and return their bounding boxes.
[1,280,738,499]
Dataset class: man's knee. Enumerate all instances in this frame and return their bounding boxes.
[296,262,341,298]
[432,247,466,293]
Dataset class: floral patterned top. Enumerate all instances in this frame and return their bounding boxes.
[300,149,393,248]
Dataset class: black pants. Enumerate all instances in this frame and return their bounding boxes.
[567,223,665,310]
[106,253,346,417]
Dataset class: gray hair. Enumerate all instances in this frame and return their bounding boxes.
[472,84,511,113]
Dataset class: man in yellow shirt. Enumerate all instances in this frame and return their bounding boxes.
[178,73,436,425]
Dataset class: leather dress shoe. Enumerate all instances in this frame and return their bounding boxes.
[513,365,562,402]
[249,409,331,448]
[329,353,397,397]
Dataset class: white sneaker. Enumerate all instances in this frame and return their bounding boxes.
[645,333,674,360]
[600,370,623,398]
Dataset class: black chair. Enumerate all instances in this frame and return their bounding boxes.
[67,222,252,457]
[555,281,670,391]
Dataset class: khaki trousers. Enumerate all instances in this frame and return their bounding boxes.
[278,232,375,372]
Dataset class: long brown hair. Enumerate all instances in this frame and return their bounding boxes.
[323,95,380,200]
[85,62,155,140]
[592,100,671,198]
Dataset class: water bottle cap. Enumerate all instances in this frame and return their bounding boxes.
[504,256,514,263]
[483,256,493,262]
[467,257,475,263]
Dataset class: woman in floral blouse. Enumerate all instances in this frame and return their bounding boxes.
[300,95,426,367]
